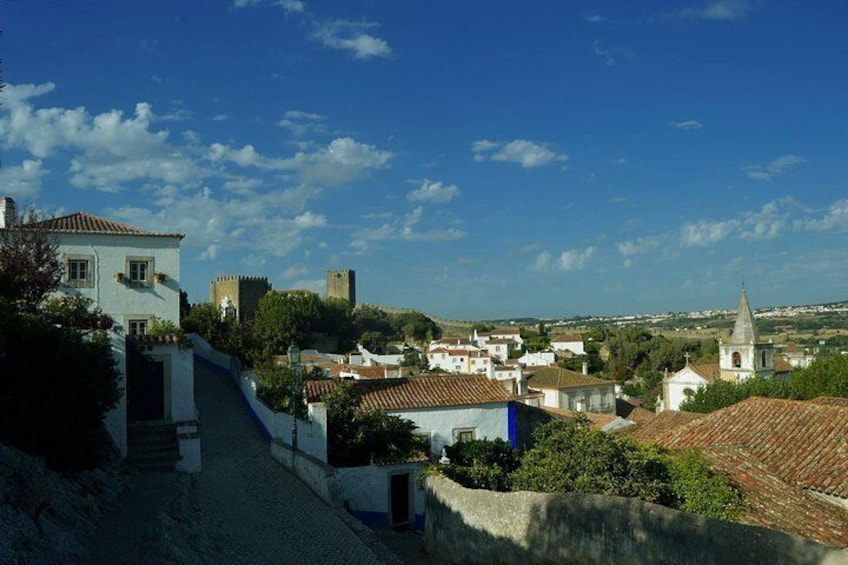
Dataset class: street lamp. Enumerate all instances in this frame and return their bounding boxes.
[288,343,301,452]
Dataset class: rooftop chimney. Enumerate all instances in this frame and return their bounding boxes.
[0,197,16,229]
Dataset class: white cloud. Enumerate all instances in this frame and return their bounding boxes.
[677,0,758,21]
[680,219,739,246]
[292,211,327,228]
[744,154,806,181]
[795,199,848,233]
[472,139,568,169]
[669,120,702,130]
[0,83,208,191]
[407,180,460,204]
[234,0,304,13]
[278,110,327,136]
[617,237,659,257]
[212,114,229,122]
[740,200,790,240]
[557,246,596,271]
[592,40,633,66]
[0,159,48,198]
[313,21,392,59]
[282,265,310,279]
[534,247,596,271]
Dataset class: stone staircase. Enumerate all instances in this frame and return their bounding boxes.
[127,422,182,471]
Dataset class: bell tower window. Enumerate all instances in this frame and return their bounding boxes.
[732,351,742,368]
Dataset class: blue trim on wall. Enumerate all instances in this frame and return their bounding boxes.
[508,402,518,449]
[351,510,388,529]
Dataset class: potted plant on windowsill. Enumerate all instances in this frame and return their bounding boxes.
[154,272,167,283]
[114,272,125,283]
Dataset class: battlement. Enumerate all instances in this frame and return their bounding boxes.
[211,275,270,284]
[326,269,356,307]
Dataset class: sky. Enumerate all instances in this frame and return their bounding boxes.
[0,0,846,320]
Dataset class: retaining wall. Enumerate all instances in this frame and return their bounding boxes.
[424,475,848,565]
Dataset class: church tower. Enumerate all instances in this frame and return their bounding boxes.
[719,286,775,382]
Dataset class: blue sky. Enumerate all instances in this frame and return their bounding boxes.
[1,0,846,319]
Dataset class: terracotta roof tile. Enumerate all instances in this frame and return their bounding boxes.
[616,398,656,424]
[25,212,184,238]
[689,362,721,382]
[774,355,794,373]
[702,446,848,548]
[809,397,848,408]
[540,407,620,429]
[305,375,514,411]
[615,410,705,442]
[652,397,848,499]
[527,367,612,390]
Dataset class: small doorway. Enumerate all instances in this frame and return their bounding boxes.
[129,360,165,422]
[389,473,410,528]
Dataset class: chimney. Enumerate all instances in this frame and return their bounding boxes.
[582,361,589,375]
[0,197,16,229]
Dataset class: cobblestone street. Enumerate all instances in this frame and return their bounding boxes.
[88,360,398,564]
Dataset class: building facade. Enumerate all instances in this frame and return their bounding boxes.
[209,275,271,322]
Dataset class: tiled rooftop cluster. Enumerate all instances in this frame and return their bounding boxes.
[26,212,184,238]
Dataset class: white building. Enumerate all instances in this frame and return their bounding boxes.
[517,351,556,367]
[527,366,616,414]
[550,334,585,356]
[12,204,200,471]
[427,348,492,375]
[661,287,786,413]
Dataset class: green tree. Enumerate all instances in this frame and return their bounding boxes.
[252,291,322,356]
[442,438,519,491]
[391,311,441,343]
[359,330,388,354]
[253,359,307,418]
[789,355,848,399]
[322,380,422,467]
[510,418,670,504]
[400,349,429,372]
[319,297,355,350]
[353,305,395,337]
[181,302,252,363]
[0,312,121,471]
[667,449,743,521]
[680,377,791,413]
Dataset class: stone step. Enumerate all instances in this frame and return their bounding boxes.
[128,422,181,472]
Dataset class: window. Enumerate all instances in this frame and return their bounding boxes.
[128,319,148,336]
[761,350,767,368]
[454,428,476,443]
[64,255,93,288]
[732,351,742,368]
[129,261,149,283]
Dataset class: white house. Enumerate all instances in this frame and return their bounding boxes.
[661,362,719,412]
[550,334,585,356]
[487,328,523,350]
[305,375,518,529]
[428,337,479,352]
[480,338,518,361]
[10,202,200,472]
[527,366,616,414]
[427,348,492,375]
[517,351,556,367]
[492,365,524,395]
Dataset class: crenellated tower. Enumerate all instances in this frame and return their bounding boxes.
[326,269,356,307]
[209,275,271,322]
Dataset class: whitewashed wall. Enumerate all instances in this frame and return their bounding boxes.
[390,403,509,458]
[664,367,709,411]
[336,462,426,528]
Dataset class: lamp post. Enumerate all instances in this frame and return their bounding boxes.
[288,343,301,452]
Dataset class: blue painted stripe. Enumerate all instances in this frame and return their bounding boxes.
[508,402,518,449]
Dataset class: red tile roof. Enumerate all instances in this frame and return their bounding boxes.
[540,407,620,429]
[616,398,656,424]
[550,334,583,342]
[527,367,613,390]
[701,446,848,548]
[688,362,721,383]
[774,354,794,374]
[651,397,848,499]
[25,212,184,238]
[615,410,706,442]
[305,375,514,411]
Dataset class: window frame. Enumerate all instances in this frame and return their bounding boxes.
[63,254,94,288]
[125,256,154,288]
[127,318,149,336]
[453,428,476,443]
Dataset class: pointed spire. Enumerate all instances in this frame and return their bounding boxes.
[730,286,759,344]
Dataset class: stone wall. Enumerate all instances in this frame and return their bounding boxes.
[424,475,848,565]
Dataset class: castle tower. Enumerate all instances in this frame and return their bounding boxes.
[209,275,271,322]
[326,269,356,307]
[719,286,775,382]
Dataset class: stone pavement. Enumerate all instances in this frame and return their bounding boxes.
[88,360,398,564]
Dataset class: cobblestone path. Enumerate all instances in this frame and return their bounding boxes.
[88,360,396,564]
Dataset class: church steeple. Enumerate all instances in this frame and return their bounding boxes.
[730,285,759,344]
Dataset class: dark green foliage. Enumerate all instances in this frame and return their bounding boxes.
[252,292,323,356]
[680,377,792,413]
[520,327,550,353]
[667,449,743,521]
[358,330,388,354]
[510,419,670,504]
[40,296,113,332]
[319,297,355,351]
[353,305,394,336]
[0,312,120,471]
[322,379,423,467]
[253,359,307,419]
[441,439,519,491]
[391,311,441,343]
[789,354,848,399]
[399,349,429,372]
[181,302,252,363]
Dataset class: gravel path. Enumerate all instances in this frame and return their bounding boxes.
[88,359,396,564]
